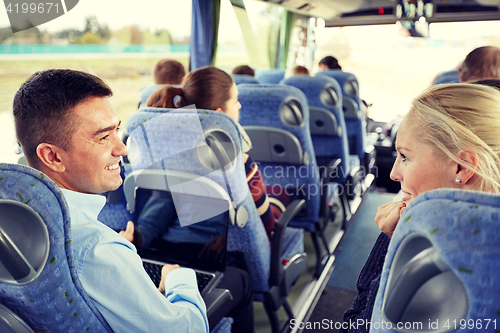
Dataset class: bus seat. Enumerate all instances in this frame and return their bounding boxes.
[0,163,114,333]
[238,84,339,275]
[282,75,351,184]
[315,70,368,166]
[232,74,259,85]
[124,110,308,332]
[433,70,460,85]
[97,106,179,231]
[372,188,500,332]
[255,69,286,84]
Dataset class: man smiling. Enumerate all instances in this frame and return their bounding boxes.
[13,69,209,332]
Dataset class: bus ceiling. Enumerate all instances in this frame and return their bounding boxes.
[255,0,500,26]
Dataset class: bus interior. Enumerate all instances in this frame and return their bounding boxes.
[1,0,500,332]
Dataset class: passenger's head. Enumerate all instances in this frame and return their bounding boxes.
[318,56,342,71]
[14,69,128,194]
[459,46,500,82]
[153,59,186,85]
[292,65,310,76]
[147,66,241,122]
[232,65,255,77]
[390,83,500,204]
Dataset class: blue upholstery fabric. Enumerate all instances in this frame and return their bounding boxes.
[282,75,351,183]
[0,163,113,333]
[255,69,286,84]
[97,195,132,231]
[433,70,460,85]
[315,70,367,162]
[233,74,259,85]
[237,84,321,225]
[138,84,161,108]
[124,109,304,295]
[371,189,500,332]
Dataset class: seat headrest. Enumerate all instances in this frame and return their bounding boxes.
[0,200,49,285]
[279,97,306,128]
[371,188,500,332]
[320,84,340,108]
[197,130,238,173]
[382,233,468,332]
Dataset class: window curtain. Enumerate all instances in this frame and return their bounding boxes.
[190,0,221,70]
[277,10,294,69]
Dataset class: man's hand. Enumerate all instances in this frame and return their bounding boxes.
[158,264,181,295]
[375,201,406,238]
[119,221,135,243]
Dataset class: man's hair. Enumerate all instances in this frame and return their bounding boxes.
[13,69,112,168]
[319,56,342,70]
[232,65,254,77]
[153,59,186,84]
[460,46,500,82]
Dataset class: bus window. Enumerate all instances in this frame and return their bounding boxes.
[315,20,500,123]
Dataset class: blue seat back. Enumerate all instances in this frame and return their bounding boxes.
[315,70,367,162]
[232,74,259,85]
[0,163,112,333]
[433,70,460,85]
[255,69,286,84]
[282,75,350,183]
[237,84,321,224]
[124,109,273,293]
[372,189,500,332]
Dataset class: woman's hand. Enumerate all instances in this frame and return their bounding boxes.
[375,201,406,238]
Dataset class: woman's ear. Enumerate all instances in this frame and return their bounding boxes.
[456,149,478,184]
[36,143,66,173]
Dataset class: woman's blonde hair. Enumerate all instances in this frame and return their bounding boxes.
[408,82,500,194]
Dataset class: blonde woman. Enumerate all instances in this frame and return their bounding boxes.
[342,81,500,332]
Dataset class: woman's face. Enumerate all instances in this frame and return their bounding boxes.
[390,117,458,205]
[222,83,241,122]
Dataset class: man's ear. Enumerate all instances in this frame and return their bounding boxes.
[456,149,478,184]
[458,67,464,83]
[36,143,65,172]
[215,107,223,112]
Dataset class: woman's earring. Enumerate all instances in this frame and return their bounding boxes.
[455,177,462,184]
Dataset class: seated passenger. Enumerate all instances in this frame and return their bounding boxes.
[318,55,342,71]
[342,81,500,332]
[153,58,186,85]
[147,66,284,241]
[13,69,208,332]
[458,46,500,82]
[232,65,255,77]
[292,65,310,76]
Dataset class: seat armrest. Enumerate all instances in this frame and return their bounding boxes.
[269,199,306,286]
[364,144,376,172]
[321,158,342,184]
[204,288,233,318]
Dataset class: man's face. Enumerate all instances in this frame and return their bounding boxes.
[57,97,128,194]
